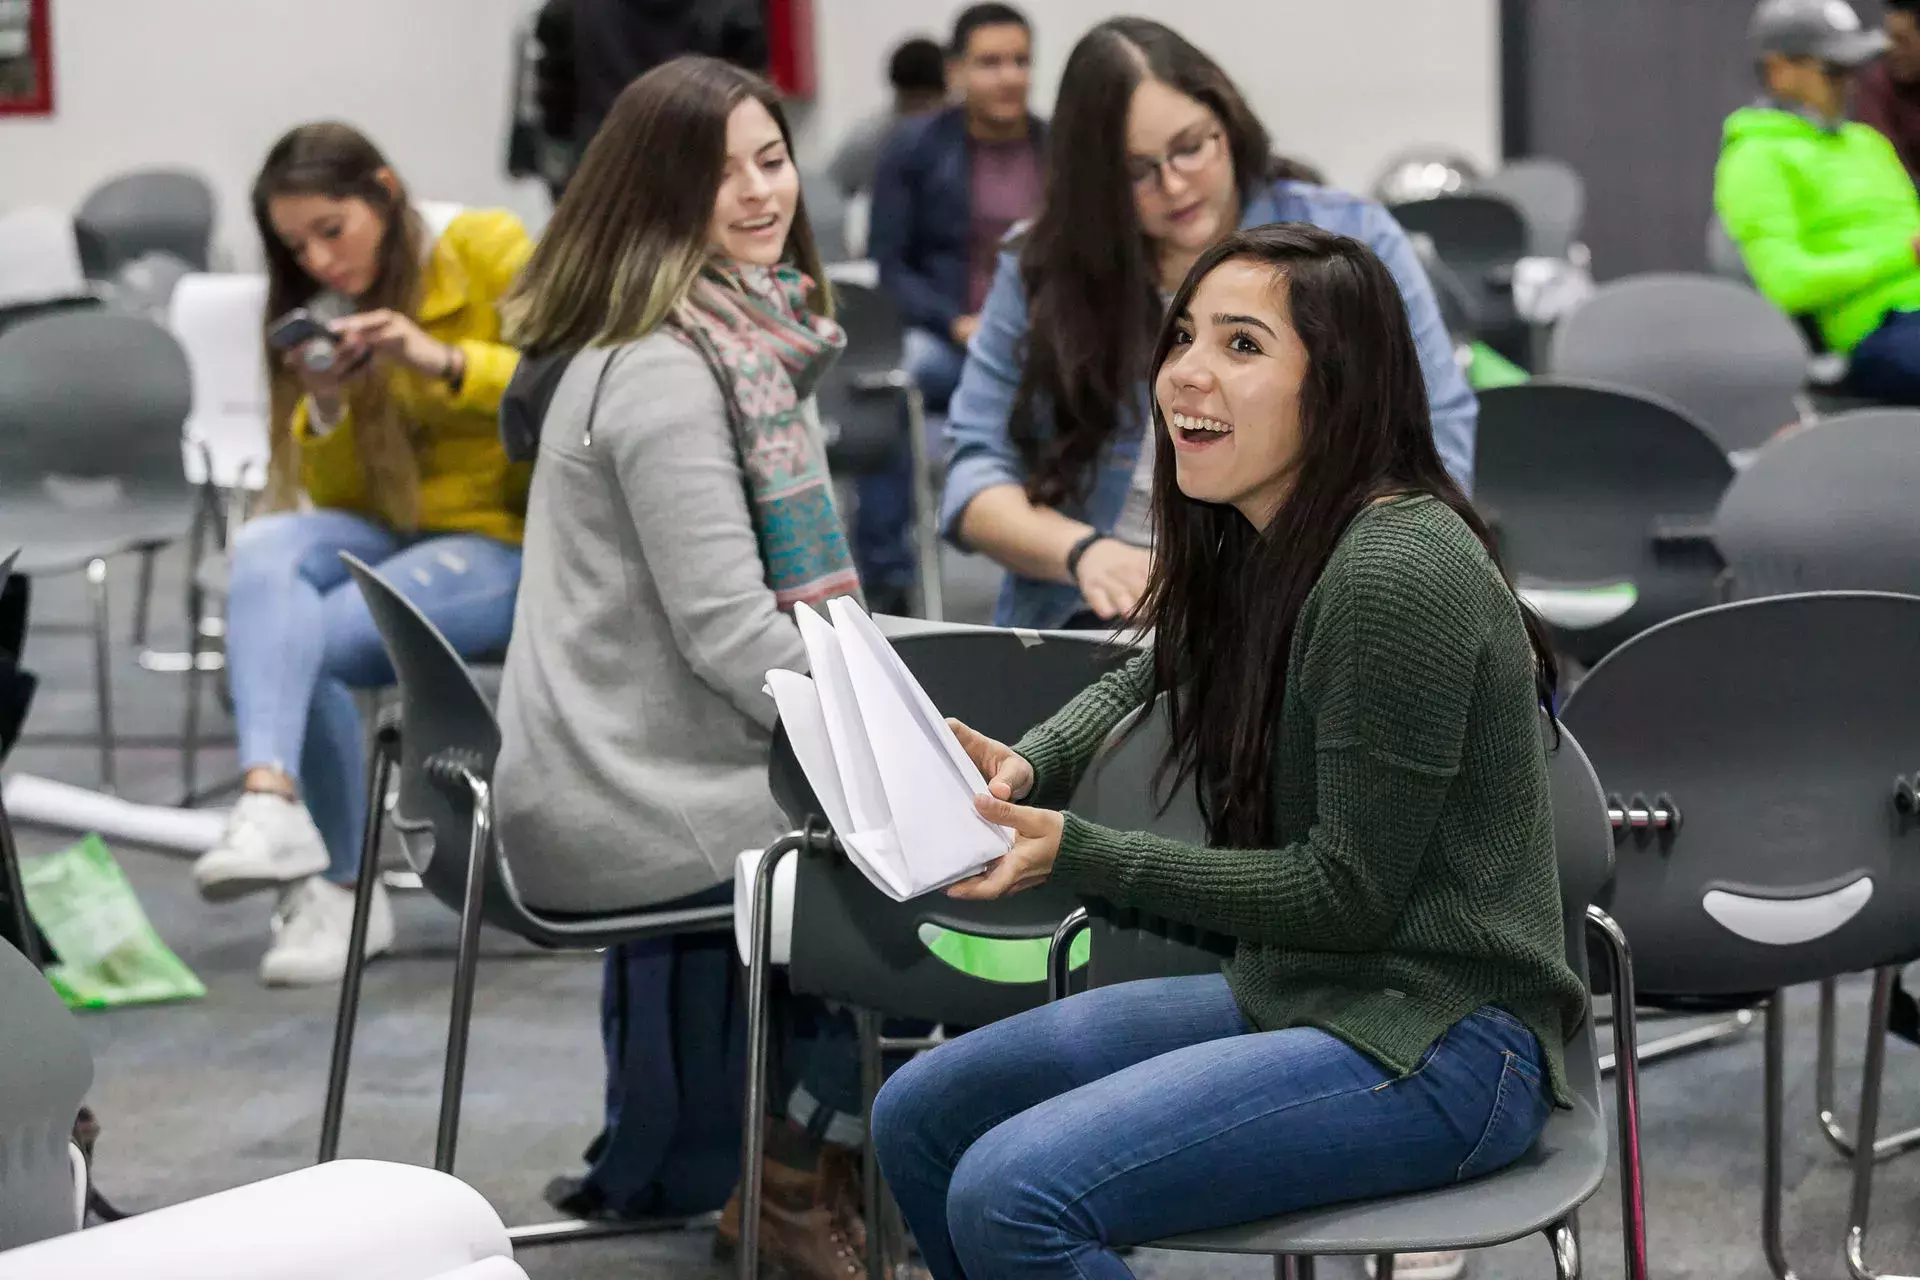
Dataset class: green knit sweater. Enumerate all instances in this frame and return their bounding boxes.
[1015,497,1588,1104]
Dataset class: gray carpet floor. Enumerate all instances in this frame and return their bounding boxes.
[12,541,1920,1279]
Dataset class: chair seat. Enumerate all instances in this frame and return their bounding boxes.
[1150,1076,1606,1256]
[0,494,194,576]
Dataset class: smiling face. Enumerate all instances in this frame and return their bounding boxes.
[268,187,390,298]
[1154,256,1309,529]
[707,97,800,268]
[1127,76,1238,264]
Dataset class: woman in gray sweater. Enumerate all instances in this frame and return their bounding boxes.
[493,57,866,1278]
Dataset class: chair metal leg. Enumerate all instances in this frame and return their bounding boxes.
[1277,1257,1316,1280]
[130,546,156,647]
[1818,975,1920,1163]
[316,737,396,1163]
[1549,1218,1582,1280]
[857,1008,889,1280]
[1600,1007,1753,1075]
[0,783,41,968]
[1586,906,1648,1280]
[432,769,493,1174]
[85,558,114,794]
[1373,1254,1396,1279]
[1843,966,1918,1280]
[178,559,207,805]
[742,830,805,1280]
[903,383,944,622]
[1763,989,1806,1280]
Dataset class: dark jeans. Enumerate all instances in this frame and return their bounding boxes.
[1846,309,1920,404]
[852,328,965,594]
[579,881,865,1214]
[873,975,1552,1279]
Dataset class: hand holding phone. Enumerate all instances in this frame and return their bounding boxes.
[268,308,369,398]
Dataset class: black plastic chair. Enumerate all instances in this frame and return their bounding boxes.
[1389,192,1530,363]
[0,311,197,792]
[0,550,37,971]
[816,280,942,619]
[73,170,215,277]
[1712,408,1920,600]
[322,555,736,1246]
[1044,705,1644,1280]
[0,936,92,1250]
[1475,380,1733,666]
[1477,158,1585,260]
[1549,272,1810,454]
[1561,591,1920,1280]
[740,622,1133,1278]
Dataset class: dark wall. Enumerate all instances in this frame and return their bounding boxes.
[1510,0,1886,279]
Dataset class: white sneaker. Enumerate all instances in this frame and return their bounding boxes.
[258,877,394,987]
[193,791,330,902]
[1367,1252,1466,1280]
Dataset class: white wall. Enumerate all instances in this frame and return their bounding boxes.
[799,0,1501,192]
[0,0,1495,269]
[0,0,549,269]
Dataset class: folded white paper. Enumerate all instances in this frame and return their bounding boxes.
[766,599,1012,900]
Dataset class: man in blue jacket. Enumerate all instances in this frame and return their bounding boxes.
[861,2,1044,611]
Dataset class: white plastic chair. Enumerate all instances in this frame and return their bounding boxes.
[168,273,270,491]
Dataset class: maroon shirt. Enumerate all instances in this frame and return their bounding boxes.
[1856,60,1920,183]
[966,137,1043,314]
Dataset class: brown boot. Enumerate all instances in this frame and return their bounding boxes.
[711,1152,868,1278]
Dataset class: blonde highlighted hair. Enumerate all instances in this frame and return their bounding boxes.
[252,123,425,529]
[501,56,829,354]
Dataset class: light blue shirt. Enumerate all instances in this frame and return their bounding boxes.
[939,179,1478,629]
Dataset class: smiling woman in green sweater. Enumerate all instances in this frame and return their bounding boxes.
[869,224,1588,1280]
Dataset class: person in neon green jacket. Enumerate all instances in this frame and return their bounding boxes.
[1716,0,1920,402]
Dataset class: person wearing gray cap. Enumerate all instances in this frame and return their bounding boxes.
[1716,0,1920,403]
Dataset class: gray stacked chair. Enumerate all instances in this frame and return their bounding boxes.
[816,280,942,619]
[1046,703,1645,1280]
[1549,272,1810,454]
[1388,192,1530,363]
[0,311,197,792]
[323,555,736,1246]
[1477,157,1585,260]
[0,933,90,1251]
[1560,591,1920,1280]
[1712,408,1920,599]
[73,169,215,278]
[1474,380,1732,666]
[740,622,1131,1279]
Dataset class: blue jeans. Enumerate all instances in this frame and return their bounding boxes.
[872,975,1552,1279]
[852,327,966,593]
[1847,309,1920,404]
[225,510,522,881]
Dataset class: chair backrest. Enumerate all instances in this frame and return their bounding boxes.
[0,311,193,492]
[1712,409,1920,598]
[0,206,88,308]
[1067,699,1614,1001]
[73,169,216,276]
[1549,272,1808,453]
[777,623,1132,1026]
[1475,380,1732,659]
[1703,215,1751,285]
[168,273,271,490]
[814,279,907,476]
[1562,591,1920,996]
[0,939,92,1250]
[1477,157,1585,259]
[1387,193,1530,269]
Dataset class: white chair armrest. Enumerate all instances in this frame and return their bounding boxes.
[0,1160,511,1280]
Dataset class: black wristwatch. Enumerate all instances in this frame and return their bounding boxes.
[1064,531,1107,584]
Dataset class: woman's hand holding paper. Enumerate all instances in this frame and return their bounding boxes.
[946,718,1034,801]
[945,794,1063,900]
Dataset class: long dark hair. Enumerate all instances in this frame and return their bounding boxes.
[251,122,423,525]
[1140,224,1557,847]
[1011,17,1318,508]
[502,56,828,355]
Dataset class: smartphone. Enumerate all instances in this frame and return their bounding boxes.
[267,308,338,353]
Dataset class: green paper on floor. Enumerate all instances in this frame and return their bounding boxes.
[22,833,206,1010]
[917,922,1091,985]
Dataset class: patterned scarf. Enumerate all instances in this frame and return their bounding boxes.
[672,262,861,611]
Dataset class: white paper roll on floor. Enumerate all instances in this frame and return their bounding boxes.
[733,846,797,966]
[2,774,229,853]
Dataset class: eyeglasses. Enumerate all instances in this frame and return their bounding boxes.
[1127,128,1225,193]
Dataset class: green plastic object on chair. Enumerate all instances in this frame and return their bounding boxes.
[22,834,205,1009]
[1467,341,1530,390]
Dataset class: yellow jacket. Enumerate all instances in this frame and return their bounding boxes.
[293,208,533,544]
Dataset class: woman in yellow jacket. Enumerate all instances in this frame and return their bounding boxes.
[192,122,531,987]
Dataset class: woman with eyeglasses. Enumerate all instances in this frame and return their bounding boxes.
[941,17,1477,630]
